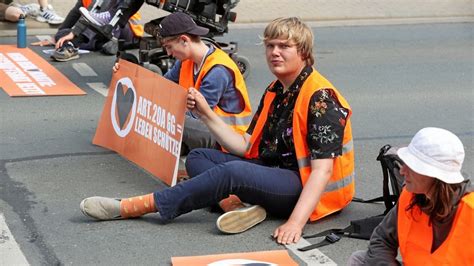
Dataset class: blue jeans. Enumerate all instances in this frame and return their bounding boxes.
[154,148,302,221]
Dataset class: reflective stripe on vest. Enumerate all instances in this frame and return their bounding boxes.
[297,140,354,168]
[245,69,355,221]
[298,140,355,193]
[128,12,144,37]
[398,189,474,265]
[324,173,354,192]
[179,48,252,134]
[220,115,252,127]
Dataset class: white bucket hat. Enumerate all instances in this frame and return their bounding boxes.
[397,127,465,184]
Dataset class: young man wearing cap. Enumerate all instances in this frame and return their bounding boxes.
[349,127,473,265]
[113,12,254,222]
[115,12,252,155]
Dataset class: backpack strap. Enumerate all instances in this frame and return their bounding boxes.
[298,215,386,251]
[297,225,354,251]
[378,145,395,213]
[352,144,399,214]
[303,225,354,239]
[297,233,342,251]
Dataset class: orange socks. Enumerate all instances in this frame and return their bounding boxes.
[119,194,243,218]
[120,193,157,218]
[219,195,245,212]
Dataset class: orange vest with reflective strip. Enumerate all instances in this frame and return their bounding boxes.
[128,12,143,37]
[179,48,252,134]
[397,189,474,265]
[82,0,92,7]
[81,0,143,37]
[244,69,355,221]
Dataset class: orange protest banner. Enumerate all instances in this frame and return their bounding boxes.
[93,59,187,186]
[172,250,298,265]
[0,45,85,96]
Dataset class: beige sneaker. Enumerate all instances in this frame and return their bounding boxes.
[80,196,122,220]
[216,205,266,234]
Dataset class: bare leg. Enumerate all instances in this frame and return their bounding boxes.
[37,0,48,9]
[4,6,24,22]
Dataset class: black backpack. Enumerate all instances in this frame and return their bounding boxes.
[352,144,405,214]
[298,145,405,251]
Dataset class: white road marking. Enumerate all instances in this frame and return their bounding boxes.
[72,63,98,77]
[286,238,336,265]
[0,213,29,265]
[87,82,108,97]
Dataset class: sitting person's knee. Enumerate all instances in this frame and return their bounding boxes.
[4,6,24,22]
[347,250,367,266]
[186,148,211,161]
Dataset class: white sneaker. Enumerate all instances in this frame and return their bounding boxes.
[12,3,40,17]
[79,7,111,26]
[36,5,65,25]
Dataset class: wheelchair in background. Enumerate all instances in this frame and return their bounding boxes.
[120,0,251,78]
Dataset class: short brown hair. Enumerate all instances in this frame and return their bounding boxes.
[263,17,315,66]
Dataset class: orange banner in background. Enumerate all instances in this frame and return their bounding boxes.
[0,45,85,96]
[93,59,187,186]
[172,250,298,265]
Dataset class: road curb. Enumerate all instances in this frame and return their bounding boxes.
[1,16,473,37]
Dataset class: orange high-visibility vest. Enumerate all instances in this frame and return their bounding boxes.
[179,48,252,134]
[397,189,474,265]
[244,69,355,221]
[81,0,143,37]
[128,12,143,37]
[82,0,93,7]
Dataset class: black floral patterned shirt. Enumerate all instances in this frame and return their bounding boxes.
[247,66,349,171]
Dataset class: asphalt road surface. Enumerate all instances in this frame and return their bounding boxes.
[1,22,473,265]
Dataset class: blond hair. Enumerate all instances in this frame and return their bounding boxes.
[263,17,315,66]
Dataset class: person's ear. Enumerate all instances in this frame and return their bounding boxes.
[180,35,191,46]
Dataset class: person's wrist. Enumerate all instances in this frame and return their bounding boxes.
[287,217,306,229]
[198,112,209,122]
[203,107,216,120]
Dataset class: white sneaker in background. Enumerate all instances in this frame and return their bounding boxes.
[36,5,65,25]
[12,3,40,17]
[79,7,111,26]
